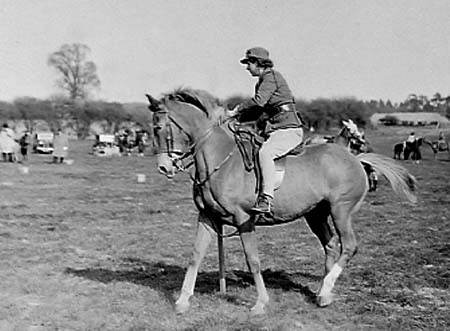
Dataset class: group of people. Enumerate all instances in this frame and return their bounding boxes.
[0,123,69,164]
[117,128,148,156]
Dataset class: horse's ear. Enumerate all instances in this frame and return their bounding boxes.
[145,94,161,112]
[342,120,348,126]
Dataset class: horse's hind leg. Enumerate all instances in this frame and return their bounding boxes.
[175,215,213,313]
[304,201,339,274]
[317,202,358,307]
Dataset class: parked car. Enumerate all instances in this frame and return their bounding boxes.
[33,132,54,154]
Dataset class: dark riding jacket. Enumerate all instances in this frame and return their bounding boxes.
[237,68,303,134]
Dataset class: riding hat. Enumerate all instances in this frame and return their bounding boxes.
[240,47,271,64]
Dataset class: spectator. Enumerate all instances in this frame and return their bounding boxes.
[19,131,30,161]
[0,123,15,162]
[52,128,69,163]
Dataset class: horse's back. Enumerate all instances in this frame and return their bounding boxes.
[277,144,367,206]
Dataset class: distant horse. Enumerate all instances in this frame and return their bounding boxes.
[306,121,377,191]
[146,89,416,315]
[335,122,377,191]
[393,142,405,159]
[394,138,426,161]
[305,120,372,155]
[404,138,424,161]
[427,137,450,160]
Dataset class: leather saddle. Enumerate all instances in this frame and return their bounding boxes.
[229,121,304,192]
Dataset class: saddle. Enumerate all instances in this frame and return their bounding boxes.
[230,122,305,170]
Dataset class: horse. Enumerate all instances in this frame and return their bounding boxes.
[404,137,424,162]
[393,142,405,160]
[306,121,378,191]
[427,137,450,160]
[305,120,372,156]
[146,89,416,315]
[394,137,427,162]
[334,122,378,191]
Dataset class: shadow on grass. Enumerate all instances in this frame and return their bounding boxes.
[65,257,318,306]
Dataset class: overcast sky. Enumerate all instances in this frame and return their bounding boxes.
[1,0,449,104]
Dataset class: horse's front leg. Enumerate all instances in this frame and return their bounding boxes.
[239,223,269,315]
[175,217,213,313]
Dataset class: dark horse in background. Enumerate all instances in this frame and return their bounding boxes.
[146,89,416,315]
[393,137,430,162]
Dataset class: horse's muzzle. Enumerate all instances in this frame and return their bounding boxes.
[157,153,175,179]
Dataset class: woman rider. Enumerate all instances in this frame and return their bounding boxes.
[229,47,304,213]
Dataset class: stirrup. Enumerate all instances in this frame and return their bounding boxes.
[251,195,272,214]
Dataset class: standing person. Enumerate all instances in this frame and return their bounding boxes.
[136,130,146,156]
[19,131,30,162]
[229,47,304,213]
[404,131,417,161]
[437,131,446,149]
[406,132,416,144]
[0,123,15,162]
[52,128,69,163]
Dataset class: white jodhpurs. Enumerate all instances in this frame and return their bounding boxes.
[259,127,304,198]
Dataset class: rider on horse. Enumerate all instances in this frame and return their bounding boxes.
[229,47,304,213]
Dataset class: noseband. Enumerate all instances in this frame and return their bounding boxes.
[154,110,222,177]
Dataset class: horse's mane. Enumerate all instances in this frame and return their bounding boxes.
[162,88,222,117]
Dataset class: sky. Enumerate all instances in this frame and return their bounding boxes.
[0,0,449,104]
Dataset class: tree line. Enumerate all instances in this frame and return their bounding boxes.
[1,91,448,138]
[225,93,450,131]
[0,97,150,138]
[1,43,448,137]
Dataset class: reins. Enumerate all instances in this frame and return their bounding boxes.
[165,112,237,187]
[164,113,241,238]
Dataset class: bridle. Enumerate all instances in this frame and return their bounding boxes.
[154,109,236,186]
[339,125,365,147]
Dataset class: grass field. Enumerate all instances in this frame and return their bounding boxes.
[0,126,449,330]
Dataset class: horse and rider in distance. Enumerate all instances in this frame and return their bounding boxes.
[146,46,417,316]
[393,131,449,161]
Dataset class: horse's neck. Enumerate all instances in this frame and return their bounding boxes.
[192,126,236,180]
[173,109,217,143]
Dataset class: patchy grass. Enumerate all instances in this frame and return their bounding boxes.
[0,126,449,330]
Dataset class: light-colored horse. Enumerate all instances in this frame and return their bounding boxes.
[305,119,372,155]
[146,89,417,315]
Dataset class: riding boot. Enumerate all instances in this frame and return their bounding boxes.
[251,194,273,214]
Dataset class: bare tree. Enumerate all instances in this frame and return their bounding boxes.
[48,43,100,100]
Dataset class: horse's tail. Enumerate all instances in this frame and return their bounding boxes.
[356,153,417,204]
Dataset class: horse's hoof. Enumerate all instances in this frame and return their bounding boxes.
[175,302,190,314]
[316,294,333,307]
[250,303,266,316]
